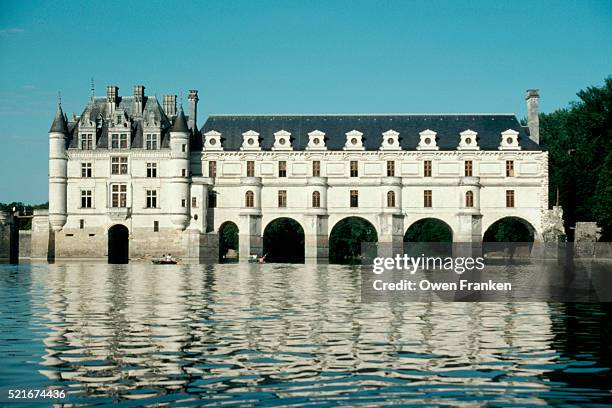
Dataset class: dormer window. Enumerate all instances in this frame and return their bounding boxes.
[111,133,128,149]
[381,129,400,150]
[343,130,365,151]
[240,130,261,151]
[417,129,439,150]
[499,129,521,150]
[458,129,480,150]
[145,133,158,150]
[306,130,327,150]
[81,133,93,150]
[204,130,223,151]
[273,130,293,151]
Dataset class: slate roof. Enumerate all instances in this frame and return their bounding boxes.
[170,106,189,133]
[64,96,193,149]
[200,114,541,151]
[49,105,69,134]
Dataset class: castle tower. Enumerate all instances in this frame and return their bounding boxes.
[48,103,68,232]
[169,106,191,230]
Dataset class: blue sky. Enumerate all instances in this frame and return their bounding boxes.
[1,0,611,203]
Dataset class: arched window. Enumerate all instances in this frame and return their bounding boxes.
[465,191,474,208]
[387,191,396,207]
[312,191,321,208]
[245,190,254,208]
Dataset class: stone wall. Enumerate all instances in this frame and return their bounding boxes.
[19,230,31,259]
[0,212,10,261]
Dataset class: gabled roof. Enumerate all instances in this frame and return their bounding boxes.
[49,105,68,134]
[200,114,541,151]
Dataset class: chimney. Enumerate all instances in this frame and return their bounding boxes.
[133,85,145,115]
[188,89,198,130]
[106,85,119,113]
[526,89,539,144]
[163,95,177,117]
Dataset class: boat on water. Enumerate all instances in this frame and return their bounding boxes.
[248,254,267,263]
[152,259,177,265]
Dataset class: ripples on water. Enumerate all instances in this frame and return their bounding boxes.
[0,263,611,406]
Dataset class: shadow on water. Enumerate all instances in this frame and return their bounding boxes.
[0,262,610,406]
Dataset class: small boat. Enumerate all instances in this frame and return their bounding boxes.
[152,258,178,265]
[248,254,266,264]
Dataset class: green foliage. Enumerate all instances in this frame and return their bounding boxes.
[404,219,452,242]
[483,218,534,242]
[263,218,305,263]
[540,76,612,240]
[593,150,612,241]
[329,217,377,264]
[219,222,239,262]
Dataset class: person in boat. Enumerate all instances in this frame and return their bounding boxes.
[166,253,172,262]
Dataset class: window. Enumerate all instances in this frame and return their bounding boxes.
[313,161,321,177]
[111,184,127,208]
[146,162,157,178]
[350,161,358,177]
[246,161,255,177]
[506,160,514,177]
[81,190,92,208]
[192,197,197,208]
[424,190,432,207]
[208,191,217,208]
[245,191,254,208]
[153,221,159,232]
[145,134,158,150]
[506,190,515,208]
[79,219,84,229]
[350,190,359,207]
[81,134,93,150]
[81,162,92,178]
[387,191,396,207]
[387,161,395,177]
[111,133,128,149]
[209,161,217,178]
[181,199,186,208]
[465,160,473,177]
[111,157,128,175]
[181,169,187,177]
[182,144,186,152]
[146,190,157,208]
[424,160,432,177]
[279,161,287,177]
[278,190,287,207]
[465,191,474,207]
[312,191,321,208]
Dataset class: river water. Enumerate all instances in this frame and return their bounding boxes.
[0,263,611,406]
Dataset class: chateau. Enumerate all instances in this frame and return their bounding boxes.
[36,85,554,263]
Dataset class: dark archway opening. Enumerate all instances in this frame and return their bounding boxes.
[329,217,378,264]
[483,217,535,258]
[108,224,129,264]
[219,221,239,263]
[263,218,305,263]
[404,218,453,256]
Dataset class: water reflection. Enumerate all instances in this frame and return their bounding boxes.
[0,263,610,405]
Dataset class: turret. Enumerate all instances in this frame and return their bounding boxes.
[169,106,191,229]
[48,103,68,231]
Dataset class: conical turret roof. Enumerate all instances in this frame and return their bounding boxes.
[49,104,68,134]
[170,106,189,133]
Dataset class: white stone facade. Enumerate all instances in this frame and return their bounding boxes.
[44,86,551,263]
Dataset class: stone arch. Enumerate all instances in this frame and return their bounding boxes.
[328,216,378,264]
[219,221,239,262]
[108,224,129,264]
[483,216,536,242]
[263,217,305,263]
[404,218,454,242]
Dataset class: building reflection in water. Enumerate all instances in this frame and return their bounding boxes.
[37,263,561,404]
